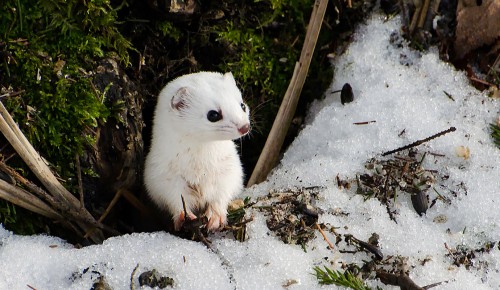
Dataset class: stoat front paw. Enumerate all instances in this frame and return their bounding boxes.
[205,206,227,231]
[174,211,197,231]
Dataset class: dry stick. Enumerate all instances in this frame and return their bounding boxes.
[409,4,421,34]
[120,189,153,218]
[469,76,494,87]
[0,102,72,204]
[93,187,159,228]
[98,190,123,224]
[75,154,84,209]
[247,0,329,186]
[376,270,424,290]
[353,120,376,125]
[0,161,63,212]
[0,90,26,99]
[83,188,150,239]
[0,162,99,235]
[0,161,115,236]
[381,127,456,156]
[0,102,104,242]
[0,180,82,236]
[417,0,431,29]
[315,223,335,250]
[0,179,61,219]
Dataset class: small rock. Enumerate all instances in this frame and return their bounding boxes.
[340,83,354,105]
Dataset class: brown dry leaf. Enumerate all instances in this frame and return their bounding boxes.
[454,0,500,59]
[227,199,244,211]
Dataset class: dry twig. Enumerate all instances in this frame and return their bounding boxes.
[247,0,329,186]
[376,270,423,290]
[75,154,84,209]
[0,101,104,242]
[382,127,456,156]
[0,90,25,99]
[315,223,335,250]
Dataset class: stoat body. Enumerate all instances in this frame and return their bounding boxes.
[144,71,250,231]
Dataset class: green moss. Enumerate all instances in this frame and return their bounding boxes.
[213,0,318,131]
[0,0,132,232]
[157,21,181,41]
[1,0,132,174]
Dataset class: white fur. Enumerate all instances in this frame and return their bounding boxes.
[144,71,250,231]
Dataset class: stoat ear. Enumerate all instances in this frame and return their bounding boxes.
[223,72,236,85]
[171,87,189,111]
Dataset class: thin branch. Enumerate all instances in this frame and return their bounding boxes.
[75,154,84,209]
[0,161,59,210]
[97,190,123,224]
[247,0,329,186]
[120,189,152,218]
[376,270,424,290]
[0,101,104,242]
[382,127,456,156]
[315,223,335,250]
[0,90,25,99]
[0,179,61,219]
[353,120,376,125]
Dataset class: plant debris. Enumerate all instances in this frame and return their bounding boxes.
[225,197,254,242]
[357,150,438,220]
[315,252,442,290]
[445,241,499,271]
[70,264,112,289]
[346,233,384,260]
[90,276,112,290]
[138,269,174,289]
[257,187,323,246]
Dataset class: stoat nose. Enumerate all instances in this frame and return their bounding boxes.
[238,123,250,135]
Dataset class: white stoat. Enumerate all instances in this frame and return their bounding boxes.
[144,71,250,231]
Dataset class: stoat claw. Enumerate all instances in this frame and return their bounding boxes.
[206,209,227,231]
[174,211,197,231]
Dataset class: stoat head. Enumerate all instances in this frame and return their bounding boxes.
[158,71,250,141]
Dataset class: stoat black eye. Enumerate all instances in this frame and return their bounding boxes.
[240,103,246,112]
[207,110,222,122]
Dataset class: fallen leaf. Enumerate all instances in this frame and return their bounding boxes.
[454,0,500,59]
[455,146,470,160]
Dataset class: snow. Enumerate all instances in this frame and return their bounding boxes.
[1,13,499,290]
